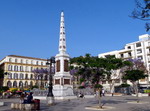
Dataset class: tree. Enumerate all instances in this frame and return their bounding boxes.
[103,55,131,94]
[131,0,150,31]
[122,59,148,102]
[70,54,107,108]
[70,54,126,108]
[32,68,48,89]
[0,67,4,87]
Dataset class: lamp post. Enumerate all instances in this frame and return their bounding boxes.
[46,56,55,105]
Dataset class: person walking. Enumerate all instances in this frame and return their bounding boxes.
[102,89,105,96]
[20,93,25,103]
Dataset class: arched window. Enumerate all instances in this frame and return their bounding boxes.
[19,81,23,87]
[25,81,28,88]
[7,81,12,88]
[25,74,28,79]
[13,81,17,87]
[30,81,33,87]
[30,74,33,79]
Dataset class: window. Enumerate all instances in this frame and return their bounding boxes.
[138,56,143,60]
[8,73,12,79]
[127,46,131,49]
[25,74,28,79]
[115,79,120,83]
[120,54,124,58]
[136,42,141,47]
[15,59,18,63]
[20,59,23,63]
[26,60,28,64]
[30,74,33,79]
[41,62,43,65]
[14,73,18,79]
[20,73,24,79]
[102,81,106,84]
[128,52,132,57]
[137,49,142,54]
[9,58,12,62]
[31,67,33,72]
[25,66,28,71]
[8,65,12,71]
[36,61,38,65]
[14,66,18,71]
[13,81,17,87]
[20,66,23,71]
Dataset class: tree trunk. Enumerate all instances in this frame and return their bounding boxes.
[133,82,139,103]
[110,80,115,96]
[98,88,102,108]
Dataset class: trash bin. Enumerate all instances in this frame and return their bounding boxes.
[34,99,40,110]
[148,93,150,97]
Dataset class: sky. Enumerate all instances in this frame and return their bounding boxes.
[0,0,150,60]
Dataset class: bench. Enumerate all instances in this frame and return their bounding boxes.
[11,103,35,111]
[0,102,4,106]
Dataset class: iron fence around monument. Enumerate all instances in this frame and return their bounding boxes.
[32,87,95,97]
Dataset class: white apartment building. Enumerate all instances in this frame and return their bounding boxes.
[98,34,150,90]
[0,55,48,88]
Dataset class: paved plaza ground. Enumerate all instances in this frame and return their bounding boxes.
[0,96,150,111]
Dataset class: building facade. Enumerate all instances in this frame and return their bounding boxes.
[0,55,48,88]
[98,34,150,90]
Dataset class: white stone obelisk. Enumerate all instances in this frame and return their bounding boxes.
[53,11,74,97]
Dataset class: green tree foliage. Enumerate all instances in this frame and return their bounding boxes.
[0,68,4,79]
[123,70,147,82]
[70,54,128,108]
[117,83,130,88]
[122,59,148,102]
[131,0,150,31]
[0,68,4,87]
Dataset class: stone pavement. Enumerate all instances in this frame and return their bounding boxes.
[0,96,150,111]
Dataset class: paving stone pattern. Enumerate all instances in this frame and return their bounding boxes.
[0,96,150,111]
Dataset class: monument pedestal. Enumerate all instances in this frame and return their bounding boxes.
[47,96,55,105]
[53,85,74,97]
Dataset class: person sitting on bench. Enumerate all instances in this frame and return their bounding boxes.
[23,92,34,104]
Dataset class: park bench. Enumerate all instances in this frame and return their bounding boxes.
[11,103,35,110]
[11,99,40,110]
[0,102,5,106]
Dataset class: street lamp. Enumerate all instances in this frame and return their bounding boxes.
[46,56,55,105]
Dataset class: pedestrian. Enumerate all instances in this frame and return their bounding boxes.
[102,89,105,96]
[23,92,34,104]
[20,93,25,103]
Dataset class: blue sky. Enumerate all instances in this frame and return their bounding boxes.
[0,0,149,60]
